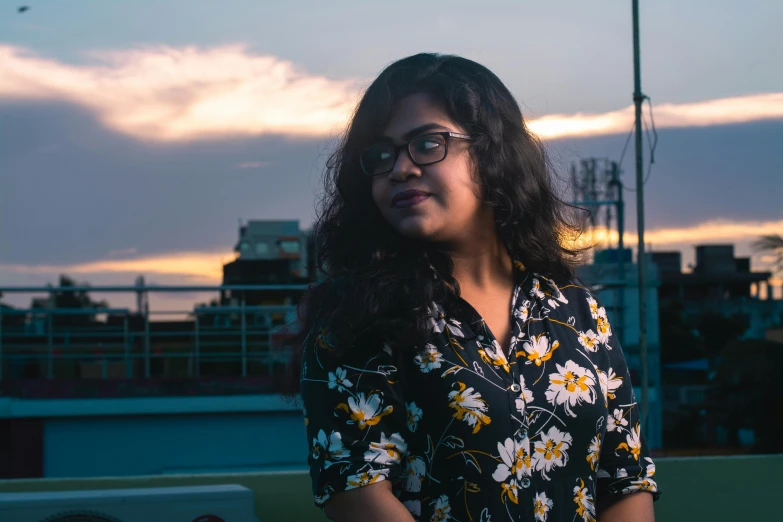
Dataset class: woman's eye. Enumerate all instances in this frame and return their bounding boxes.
[417,139,442,152]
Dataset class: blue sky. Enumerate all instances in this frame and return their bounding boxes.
[0,0,781,308]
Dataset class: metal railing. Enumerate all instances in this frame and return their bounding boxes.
[0,285,308,382]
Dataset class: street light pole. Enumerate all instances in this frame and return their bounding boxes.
[632,0,649,430]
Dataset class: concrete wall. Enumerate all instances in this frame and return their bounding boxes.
[1,455,780,522]
[0,395,309,478]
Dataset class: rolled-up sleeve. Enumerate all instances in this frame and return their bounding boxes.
[300,328,408,508]
[596,318,661,505]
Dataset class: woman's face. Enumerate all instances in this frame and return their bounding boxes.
[370,93,492,245]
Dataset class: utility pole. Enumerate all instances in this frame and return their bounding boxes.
[632,0,649,430]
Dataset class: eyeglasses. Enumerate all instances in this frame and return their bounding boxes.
[359,131,473,177]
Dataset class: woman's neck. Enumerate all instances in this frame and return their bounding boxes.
[447,234,514,292]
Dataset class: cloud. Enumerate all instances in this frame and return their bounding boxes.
[1,44,781,142]
[0,250,235,282]
[236,161,271,169]
[1,219,780,285]
[570,219,783,277]
[528,93,783,139]
[0,44,358,142]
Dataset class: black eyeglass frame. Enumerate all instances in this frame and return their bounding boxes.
[359,131,473,177]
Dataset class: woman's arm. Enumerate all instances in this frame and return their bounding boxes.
[597,491,655,522]
[324,481,415,522]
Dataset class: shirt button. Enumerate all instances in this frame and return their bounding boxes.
[510,384,521,393]
[521,477,531,488]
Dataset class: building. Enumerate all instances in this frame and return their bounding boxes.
[577,248,663,449]
[221,220,316,311]
[652,245,782,339]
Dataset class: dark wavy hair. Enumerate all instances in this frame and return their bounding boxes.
[284,53,585,393]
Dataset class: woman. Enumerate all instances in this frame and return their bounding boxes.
[293,53,660,522]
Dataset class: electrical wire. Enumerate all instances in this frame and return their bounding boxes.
[621,96,658,192]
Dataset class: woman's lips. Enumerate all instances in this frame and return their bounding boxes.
[391,190,430,208]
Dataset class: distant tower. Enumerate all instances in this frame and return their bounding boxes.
[134,275,147,315]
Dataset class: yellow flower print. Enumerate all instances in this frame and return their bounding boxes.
[573,478,596,522]
[521,334,560,366]
[616,423,642,461]
[345,469,389,489]
[478,339,511,373]
[586,434,601,471]
[364,432,408,466]
[430,494,451,521]
[335,391,393,430]
[532,426,573,480]
[500,479,521,504]
[448,381,491,434]
[595,315,613,345]
[533,492,553,521]
[577,330,599,352]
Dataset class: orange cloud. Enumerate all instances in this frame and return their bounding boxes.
[0,251,234,282]
[1,219,780,283]
[1,44,781,142]
[528,93,783,139]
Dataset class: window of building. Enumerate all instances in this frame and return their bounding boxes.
[279,240,300,254]
[255,241,269,255]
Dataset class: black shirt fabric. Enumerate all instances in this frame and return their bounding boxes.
[300,264,660,521]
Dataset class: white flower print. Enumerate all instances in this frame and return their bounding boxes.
[345,468,389,490]
[447,318,465,337]
[430,494,452,521]
[448,381,492,434]
[515,375,535,415]
[335,392,393,430]
[615,467,628,479]
[405,455,427,492]
[545,360,596,417]
[313,485,333,506]
[530,278,546,299]
[478,339,510,373]
[522,334,560,366]
[586,434,601,471]
[597,368,623,407]
[586,296,600,319]
[514,299,531,322]
[577,330,599,352]
[415,343,445,373]
[428,303,464,337]
[364,432,407,466]
[573,478,596,522]
[533,491,553,521]
[406,401,423,432]
[616,423,642,461]
[403,499,422,517]
[312,429,350,467]
[327,367,353,392]
[595,314,613,345]
[492,437,531,484]
[547,291,569,310]
[607,408,628,432]
[532,426,573,480]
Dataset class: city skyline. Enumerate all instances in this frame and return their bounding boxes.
[1,1,781,304]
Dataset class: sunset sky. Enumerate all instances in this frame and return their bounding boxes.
[1,0,781,310]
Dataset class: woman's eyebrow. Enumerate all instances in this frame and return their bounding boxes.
[381,123,450,142]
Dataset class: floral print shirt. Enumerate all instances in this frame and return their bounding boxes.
[300,264,660,521]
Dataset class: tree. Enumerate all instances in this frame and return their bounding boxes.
[753,234,783,276]
[695,311,749,363]
[659,301,706,364]
[709,339,783,453]
[36,275,108,328]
